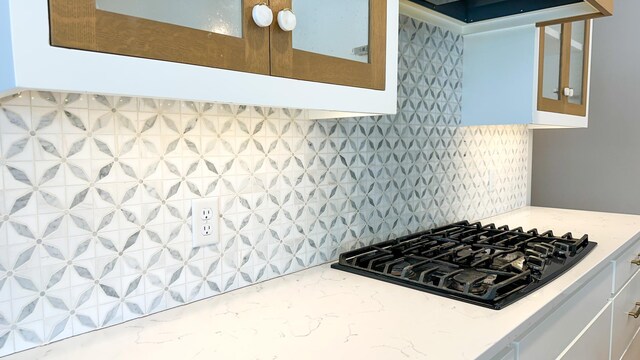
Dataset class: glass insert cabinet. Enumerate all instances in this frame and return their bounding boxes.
[48,0,387,90]
[537,19,591,117]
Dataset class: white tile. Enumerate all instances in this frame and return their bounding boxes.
[0,91,31,107]
[0,16,536,357]
[12,320,44,352]
[70,306,98,335]
[97,302,121,327]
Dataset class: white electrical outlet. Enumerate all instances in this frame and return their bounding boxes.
[201,208,213,220]
[192,197,220,247]
[201,224,213,236]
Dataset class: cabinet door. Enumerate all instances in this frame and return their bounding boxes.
[612,269,640,360]
[516,267,612,360]
[538,23,565,113]
[269,0,387,90]
[557,302,612,360]
[49,0,270,75]
[622,329,640,360]
[537,20,591,116]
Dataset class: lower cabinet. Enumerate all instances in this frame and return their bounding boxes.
[516,268,611,360]
[622,329,640,360]
[612,270,640,359]
[500,236,640,360]
[494,348,515,360]
[612,237,640,293]
[558,302,612,360]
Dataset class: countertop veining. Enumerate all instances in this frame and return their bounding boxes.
[5,206,640,360]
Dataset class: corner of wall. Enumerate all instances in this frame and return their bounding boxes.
[527,127,534,206]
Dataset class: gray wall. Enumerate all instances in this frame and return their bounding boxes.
[532,0,640,214]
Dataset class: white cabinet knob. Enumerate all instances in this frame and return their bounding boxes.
[252,4,273,28]
[277,9,297,32]
[563,87,575,97]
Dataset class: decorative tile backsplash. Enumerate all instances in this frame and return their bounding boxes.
[0,16,529,356]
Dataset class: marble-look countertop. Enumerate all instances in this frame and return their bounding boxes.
[5,207,640,360]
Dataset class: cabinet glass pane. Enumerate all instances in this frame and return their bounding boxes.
[542,24,562,101]
[568,21,586,105]
[292,0,369,63]
[95,0,243,38]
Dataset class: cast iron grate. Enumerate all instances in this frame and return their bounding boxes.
[331,221,596,310]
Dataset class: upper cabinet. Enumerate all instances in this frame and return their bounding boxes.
[461,18,593,128]
[0,0,398,117]
[397,0,612,128]
[49,0,386,90]
[538,20,591,117]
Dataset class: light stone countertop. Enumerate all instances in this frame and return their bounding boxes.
[5,206,640,360]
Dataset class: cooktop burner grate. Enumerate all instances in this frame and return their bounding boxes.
[331,221,596,310]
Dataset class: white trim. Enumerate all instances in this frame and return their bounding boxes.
[585,19,593,127]
[531,111,588,128]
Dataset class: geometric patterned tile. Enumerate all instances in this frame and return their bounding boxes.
[0,15,529,356]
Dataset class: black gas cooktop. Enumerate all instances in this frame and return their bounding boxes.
[331,221,596,310]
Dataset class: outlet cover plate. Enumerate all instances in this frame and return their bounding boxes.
[191,197,220,247]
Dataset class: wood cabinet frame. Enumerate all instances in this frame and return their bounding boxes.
[49,0,387,91]
[537,20,591,117]
[270,0,387,90]
[586,0,613,16]
[49,0,271,75]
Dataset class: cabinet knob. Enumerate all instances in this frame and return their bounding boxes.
[631,255,640,266]
[252,3,273,28]
[628,302,640,318]
[277,9,297,32]
[563,87,575,97]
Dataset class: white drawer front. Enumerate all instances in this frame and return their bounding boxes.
[517,267,612,360]
[557,302,612,360]
[613,270,640,360]
[614,237,640,293]
[491,347,515,360]
[622,328,640,360]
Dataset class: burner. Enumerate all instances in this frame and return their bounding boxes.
[449,270,497,295]
[453,269,487,284]
[492,251,525,270]
[390,261,415,278]
[510,257,526,272]
[332,220,597,309]
[502,252,523,262]
[456,248,474,258]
